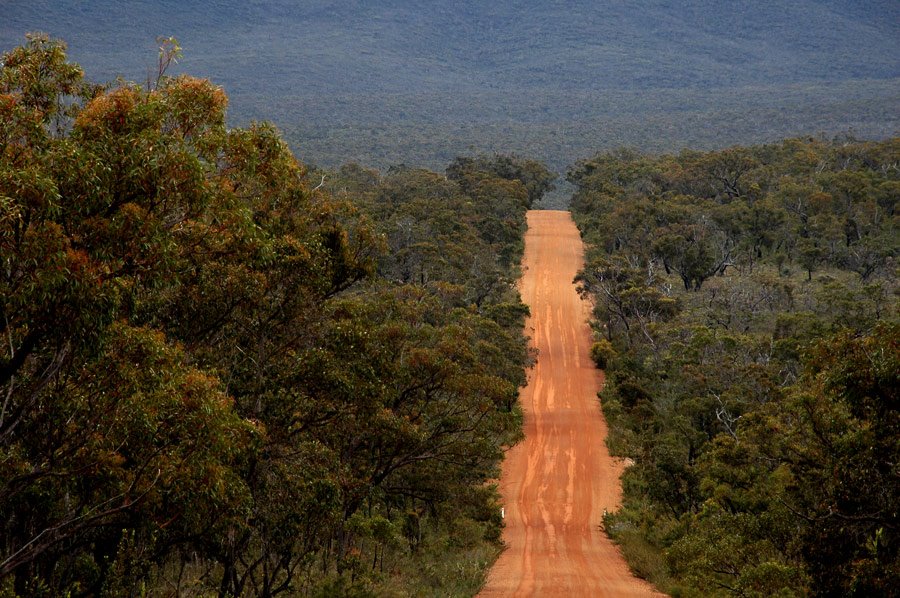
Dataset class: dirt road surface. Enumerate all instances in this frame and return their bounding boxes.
[478,211,662,597]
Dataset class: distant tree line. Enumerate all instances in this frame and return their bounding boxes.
[570,138,898,596]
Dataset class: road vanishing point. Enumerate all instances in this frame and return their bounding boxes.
[479,210,664,597]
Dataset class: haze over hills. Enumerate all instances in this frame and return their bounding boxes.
[3,0,898,172]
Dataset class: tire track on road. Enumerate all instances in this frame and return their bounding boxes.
[479,210,664,597]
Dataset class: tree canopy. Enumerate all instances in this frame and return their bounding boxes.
[570,138,899,596]
[0,35,539,597]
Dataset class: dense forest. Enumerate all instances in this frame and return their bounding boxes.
[3,1,897,173]
[2,29,899,598]
[570,139,899,596]
[0,36,557,596]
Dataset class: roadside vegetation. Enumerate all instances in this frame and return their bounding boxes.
[3,30,897,597]
[570,139,899,596]
[0,36,554,597]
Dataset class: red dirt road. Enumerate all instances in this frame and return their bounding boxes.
[479,211,662,597]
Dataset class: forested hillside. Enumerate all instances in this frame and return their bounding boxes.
[0,37,555,597]
[2,25,898,597]
[2,1,897,173]
[570,139,899,596]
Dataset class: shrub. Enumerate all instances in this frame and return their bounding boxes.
[590,339,617,368]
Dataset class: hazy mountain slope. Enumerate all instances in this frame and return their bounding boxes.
[5,0,898,91]
[3,0,898,172]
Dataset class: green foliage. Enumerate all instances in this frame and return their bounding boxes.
[571,139,899,595]
[447,154,557,208]
[0,37,535,596]
[589,339,616,369]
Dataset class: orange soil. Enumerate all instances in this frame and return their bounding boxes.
[478,211,664,597]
